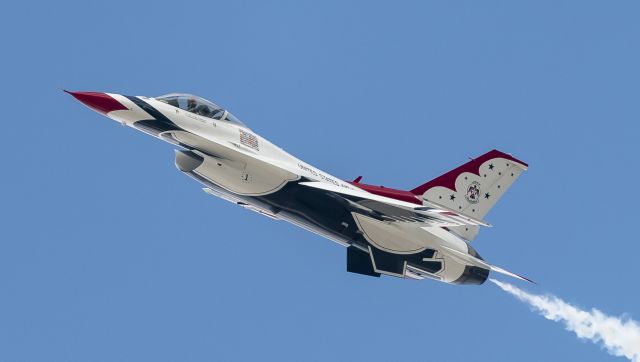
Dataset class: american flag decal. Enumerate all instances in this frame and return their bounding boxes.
[239,130,259,150]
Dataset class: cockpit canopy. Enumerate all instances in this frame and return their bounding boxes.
[155,93,245,126]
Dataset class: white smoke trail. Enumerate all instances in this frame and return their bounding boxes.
[490,279,640,361]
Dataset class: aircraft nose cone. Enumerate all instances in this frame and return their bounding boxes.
[65,90,128,114]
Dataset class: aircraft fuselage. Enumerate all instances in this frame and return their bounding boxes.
[68,91,530,285]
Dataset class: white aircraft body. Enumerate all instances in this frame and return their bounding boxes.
[67,91,531,285]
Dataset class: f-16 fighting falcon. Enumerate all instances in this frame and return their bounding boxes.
[67,91,531,285]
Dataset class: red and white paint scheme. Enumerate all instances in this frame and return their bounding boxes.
[67,91,531,285]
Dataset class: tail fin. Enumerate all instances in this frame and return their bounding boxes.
[411,150,527,240]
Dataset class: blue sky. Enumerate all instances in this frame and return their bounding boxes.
[1,1,639,361]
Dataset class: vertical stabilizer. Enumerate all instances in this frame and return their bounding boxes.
[411,150,527,240]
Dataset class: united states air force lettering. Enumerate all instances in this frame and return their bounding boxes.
[297,163,350,189]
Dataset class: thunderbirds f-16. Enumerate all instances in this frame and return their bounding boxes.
[67,91,531,285]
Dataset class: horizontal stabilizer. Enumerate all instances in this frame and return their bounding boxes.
[489,265,535,284]
[440,245,534,284]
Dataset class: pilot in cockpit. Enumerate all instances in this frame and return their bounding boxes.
[187,98,198,112]
[187,98,213,117]
[155,93,245,126]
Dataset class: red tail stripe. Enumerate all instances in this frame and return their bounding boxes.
[410,149,528,195]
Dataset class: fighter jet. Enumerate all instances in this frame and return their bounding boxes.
[67,91,531,285]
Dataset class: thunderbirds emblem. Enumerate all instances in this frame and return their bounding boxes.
[465,181,481,204]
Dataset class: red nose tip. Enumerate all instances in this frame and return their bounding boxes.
[65,90,128,114]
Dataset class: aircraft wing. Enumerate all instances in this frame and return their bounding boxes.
[299,181,490,228]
